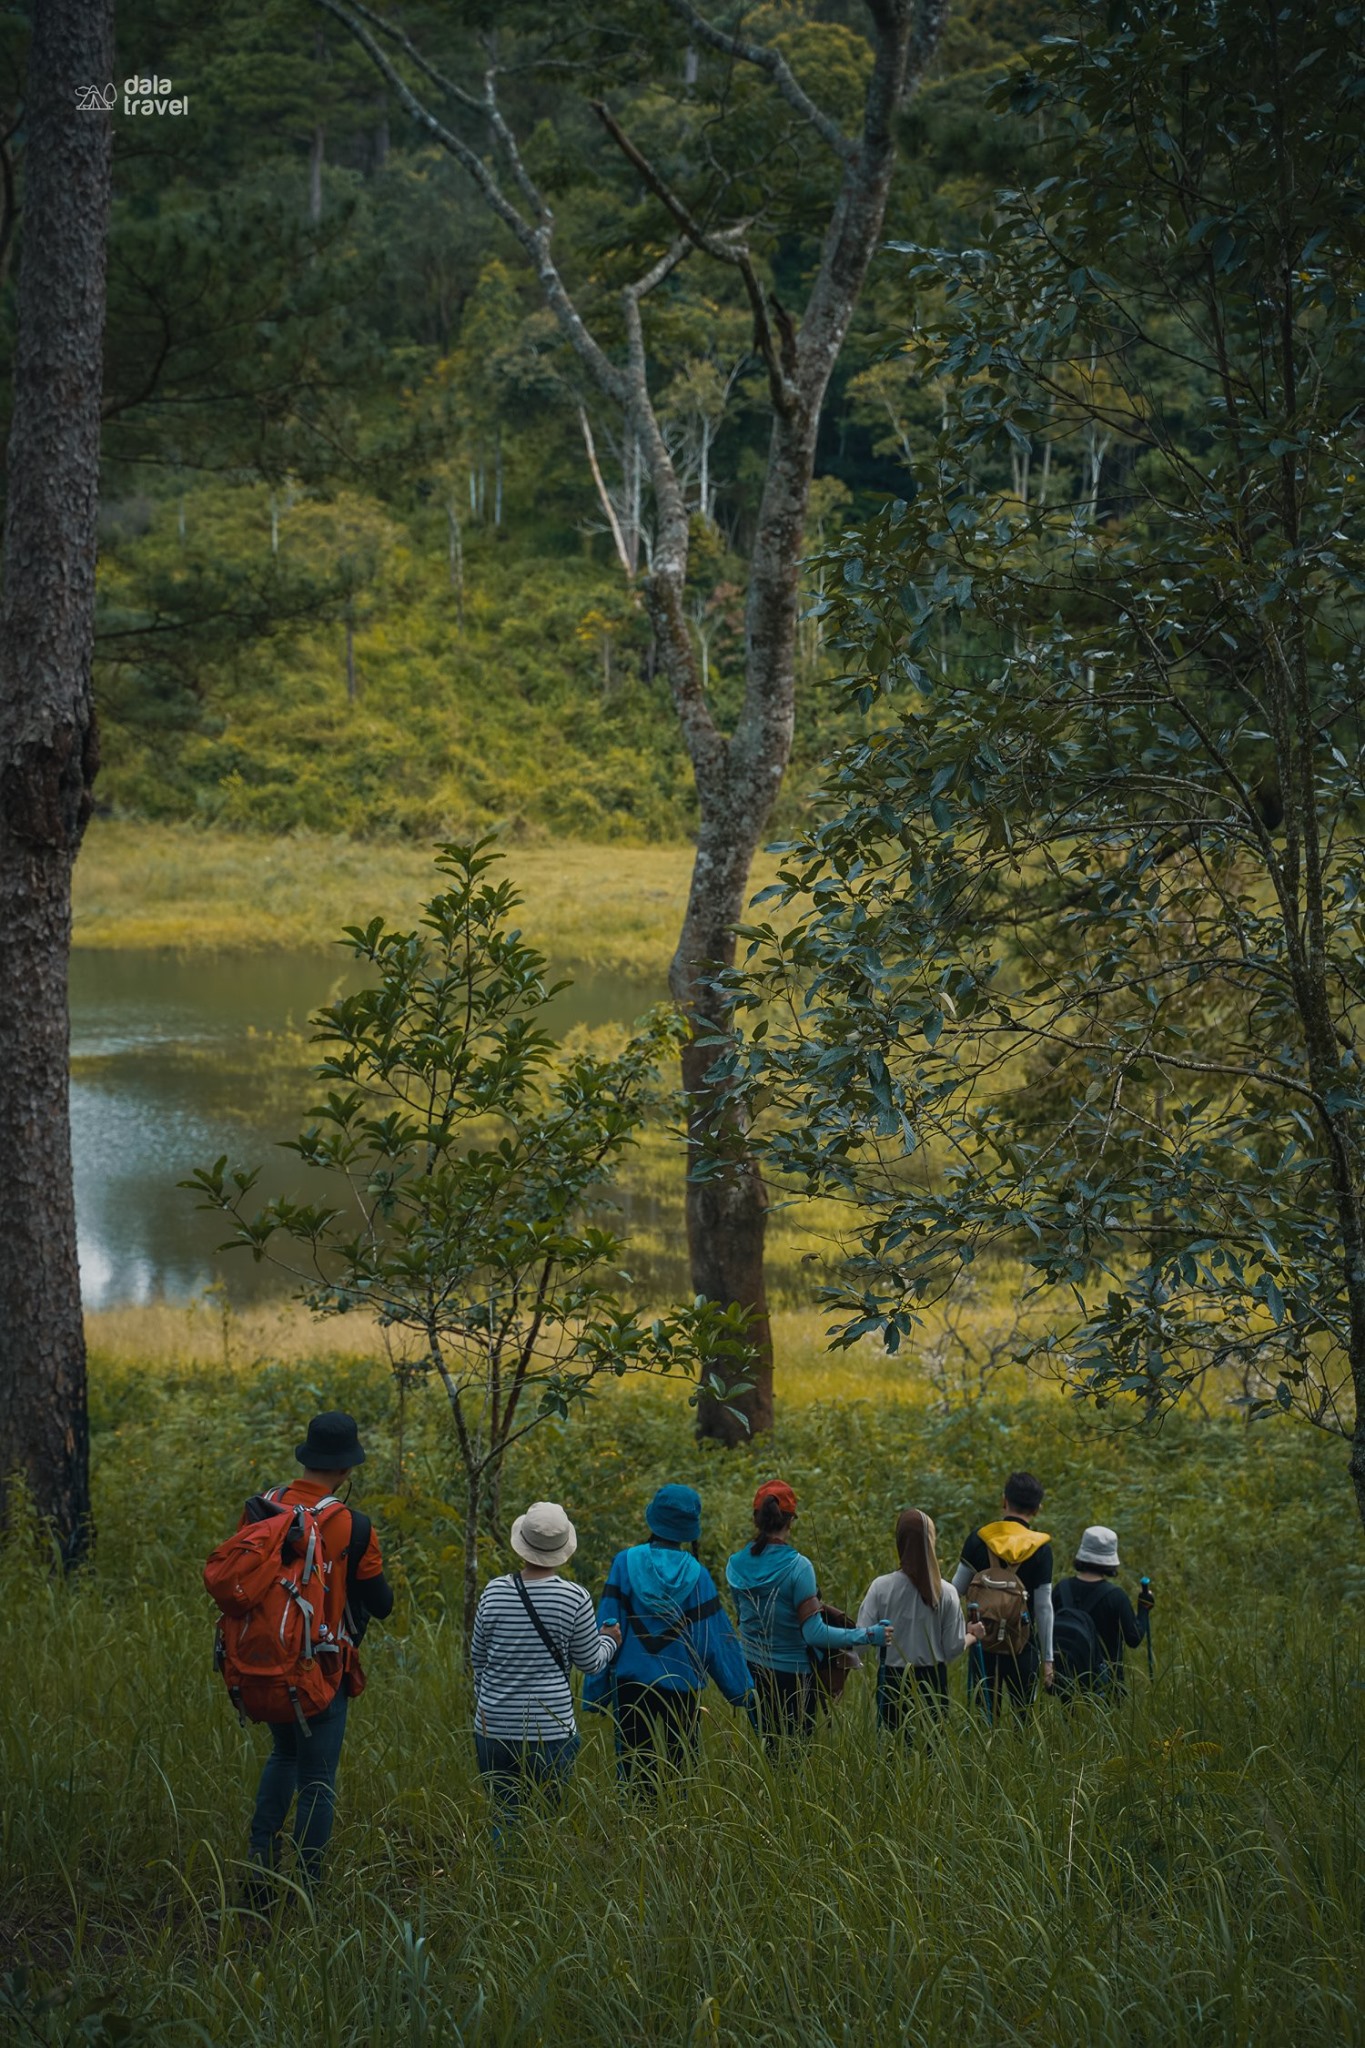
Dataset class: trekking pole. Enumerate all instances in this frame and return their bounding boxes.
[877,1637,888,1733]
[1139,1576,1154,1679]
[967,1601,991,1725]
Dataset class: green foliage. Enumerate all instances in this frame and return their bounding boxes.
[52,0,1055,839]
[726,0,1365,1457]
[95,512,701,838]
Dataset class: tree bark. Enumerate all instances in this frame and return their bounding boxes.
[309,126,325,224]
[0,0,114,1561]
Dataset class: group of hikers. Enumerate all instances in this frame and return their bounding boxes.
[205,1411,1155,1895]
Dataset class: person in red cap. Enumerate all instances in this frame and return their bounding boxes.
[725,1479,890,1742]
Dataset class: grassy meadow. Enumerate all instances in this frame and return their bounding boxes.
[29,824,1365,2042]
[71,819,786,970]
[3,1306,1363,2046]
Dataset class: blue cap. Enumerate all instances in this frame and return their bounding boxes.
[644,1483,702,1544]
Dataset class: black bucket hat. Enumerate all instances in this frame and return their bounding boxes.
[295,1411,366,1469]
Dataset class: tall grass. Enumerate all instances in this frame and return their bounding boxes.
[3,1326,1362,2045]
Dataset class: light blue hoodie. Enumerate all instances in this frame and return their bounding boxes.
[726,1542,877,1673]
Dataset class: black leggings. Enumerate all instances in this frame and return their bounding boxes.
[611,1679,702,1789]
[748,1665,816,1746]
[877,1662,948,1741]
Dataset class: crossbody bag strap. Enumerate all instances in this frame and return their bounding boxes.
[511,1573,569,1679]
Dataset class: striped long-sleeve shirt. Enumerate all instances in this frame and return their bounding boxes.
[470,1573,618,1741]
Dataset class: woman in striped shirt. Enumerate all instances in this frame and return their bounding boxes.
[470,1499,620,1824]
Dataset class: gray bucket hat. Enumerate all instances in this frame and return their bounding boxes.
[510,1500,577,1569]
[1075,1524,1121,1569]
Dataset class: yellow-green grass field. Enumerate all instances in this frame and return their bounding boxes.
[72,820,786,973]
[2,1309,1362,2046]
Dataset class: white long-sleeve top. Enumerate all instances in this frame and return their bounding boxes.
[471,1572,617,1741]
[857,1573,969,1670]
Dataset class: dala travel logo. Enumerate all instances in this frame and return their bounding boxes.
[75,78,190,116]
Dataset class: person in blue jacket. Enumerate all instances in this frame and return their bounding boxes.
[725,1478,892,1744]
[584,1483,753,1788]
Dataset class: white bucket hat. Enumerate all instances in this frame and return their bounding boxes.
[510,1500,577,1569]
[1075,1524,1121,1570]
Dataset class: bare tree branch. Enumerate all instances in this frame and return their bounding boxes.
[316,0,628,407]
[578,402,633,576]
[332,0,484,117]
[662,0,856,161]
[590,98,796,416]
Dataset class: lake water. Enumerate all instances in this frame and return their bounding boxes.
[70,950,666,1310]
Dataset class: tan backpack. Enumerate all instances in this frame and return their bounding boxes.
[965,1547,1031,1658]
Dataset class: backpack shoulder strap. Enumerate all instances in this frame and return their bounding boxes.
[339,1507,372,1640]
[345,1507,371,1577]
[511,1572,569,1678]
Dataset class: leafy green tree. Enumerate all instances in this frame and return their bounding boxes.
[186,843,749,1640]
[315,0,953,1441]
[724,0,1365,1522]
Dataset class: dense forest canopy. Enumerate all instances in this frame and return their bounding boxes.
[0,0,1050,839]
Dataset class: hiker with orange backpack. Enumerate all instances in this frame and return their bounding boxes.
[203,1411,393,1899]
[950,1471,1054,1720]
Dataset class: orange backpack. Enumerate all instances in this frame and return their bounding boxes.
[204,1489,356,1729]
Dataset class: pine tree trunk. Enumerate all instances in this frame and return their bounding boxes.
[309,126,325,225]
[0,0,113,1561]
[447,494,464,628]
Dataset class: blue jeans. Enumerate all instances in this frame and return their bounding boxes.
[249,1686,349,1885]
[475,1732,580,1826]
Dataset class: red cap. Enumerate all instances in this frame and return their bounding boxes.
[753,1479,798,1517]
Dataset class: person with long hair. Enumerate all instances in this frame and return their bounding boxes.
[725,1480,891,1744]
[857,1509,983,1740]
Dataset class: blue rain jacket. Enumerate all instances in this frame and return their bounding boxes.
[583,1542,753,1707]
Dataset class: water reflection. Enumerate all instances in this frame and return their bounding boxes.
[70,949,670,1310]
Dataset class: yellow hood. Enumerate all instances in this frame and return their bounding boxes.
[978,1520,1051,1567]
